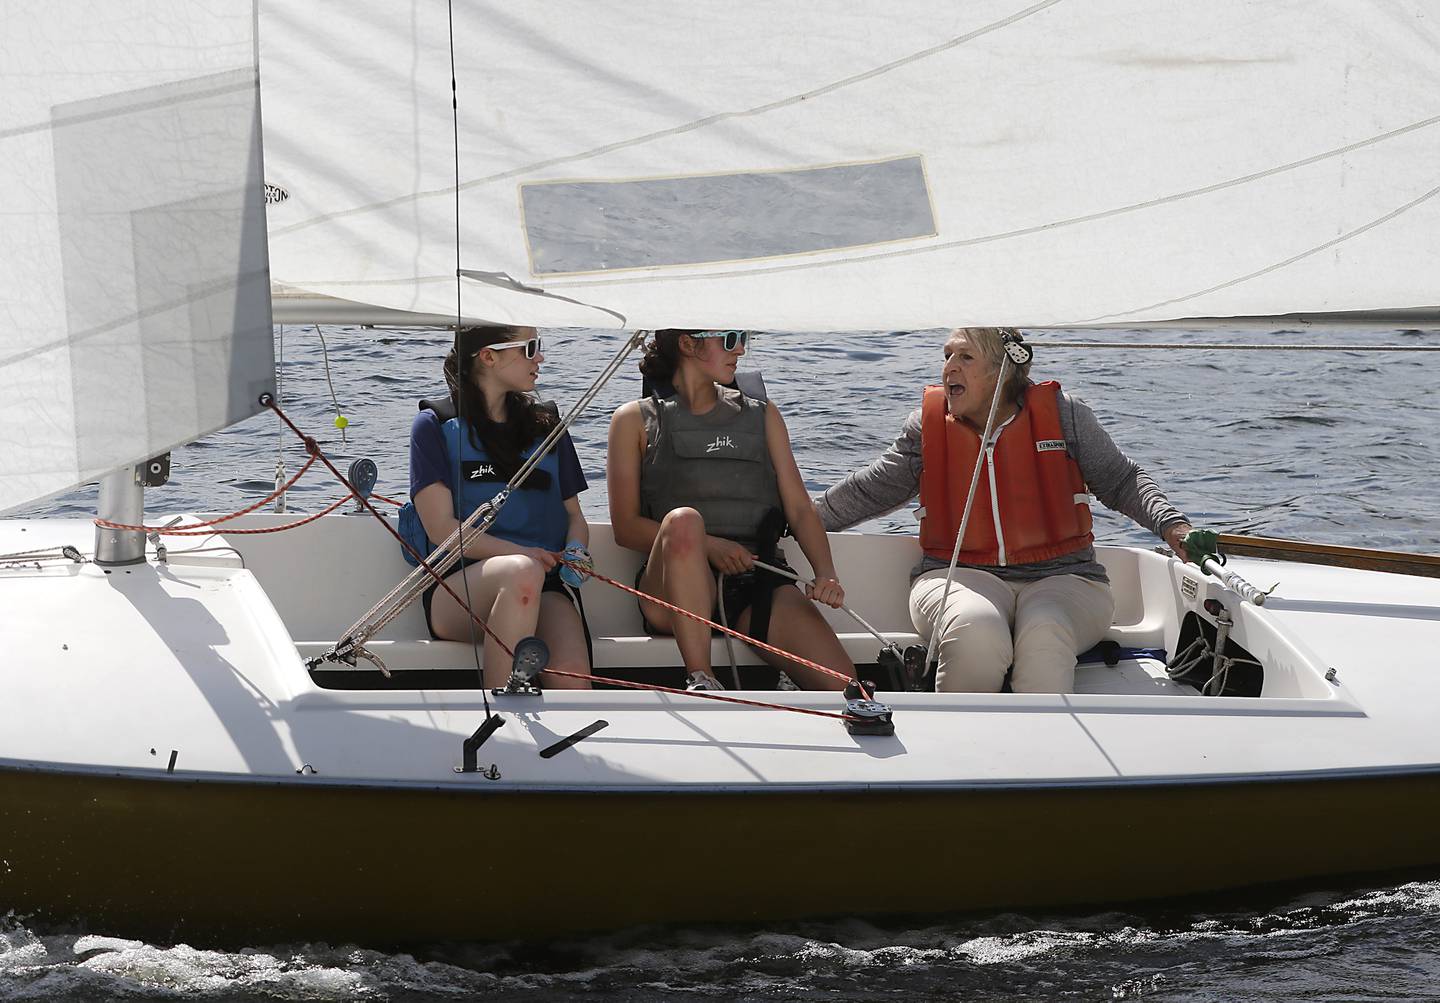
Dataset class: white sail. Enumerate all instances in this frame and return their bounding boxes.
[0,2,273,514]
[259,0,1440,331]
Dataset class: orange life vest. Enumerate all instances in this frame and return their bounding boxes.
[918,381,1093,565]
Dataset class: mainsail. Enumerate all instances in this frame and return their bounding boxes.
[0,3,273,514]
[260,0,1440,331]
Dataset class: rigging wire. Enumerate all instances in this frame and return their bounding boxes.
[313,324,349,446]
[250,402,869,723]
[446,0,490,708]
[263,397,515,662]
[319,329,643,661]
[920,352,1013,674]
[275,324,287,513]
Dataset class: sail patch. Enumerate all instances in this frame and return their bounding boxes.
[520,155,935,275]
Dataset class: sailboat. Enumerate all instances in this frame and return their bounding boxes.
[3,1,1440,945]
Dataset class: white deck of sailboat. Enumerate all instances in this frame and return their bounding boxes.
[4,513,1440,791]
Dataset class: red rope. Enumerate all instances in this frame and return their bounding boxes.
[371,492,405,507]
[93,453,319,535]
[100,494,355,535]
[257,398,865,719]
[262,397,514,658]
[559,558,862,695]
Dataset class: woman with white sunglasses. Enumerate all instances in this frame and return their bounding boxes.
[607,329,855,691]
[399,324,592,688]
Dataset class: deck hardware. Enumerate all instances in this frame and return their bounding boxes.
[481,764,502,780]
[844,698,896,737]
[457,715,507,773]
[539,719,609,759]
[148,516,184,563]
[1326,667,1339,685]
[1001,331,1034,365]
[139,452,170,488]
[493,635,549,696]
[878,644,929,691]
[166,750,178,773]
[347,458,378,513]
[843,678,885,703]
[1167,607,1264,696]
[295,763,318,775]
[1205,606,1235,695]
[60,545,83,563]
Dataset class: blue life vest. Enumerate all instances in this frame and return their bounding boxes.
[399,414,568,567]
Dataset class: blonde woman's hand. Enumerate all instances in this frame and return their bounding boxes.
[1163,522,1194,562]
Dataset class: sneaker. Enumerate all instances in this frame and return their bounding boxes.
[775,671,800,691]
[685,672,724,691]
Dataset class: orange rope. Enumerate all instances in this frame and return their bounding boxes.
[93,453,320,535]
[255,398,868,718]
[371,492,405,507]
[98,494,354,536]
[558,558,865,698]
[262,396,514,658]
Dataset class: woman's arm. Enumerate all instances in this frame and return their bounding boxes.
[563,495,589,548]
[606,400,662,553]
[1062,394,1192,559]
[765,403,845,608]
[812,410,924,532]
[413,481,557,567]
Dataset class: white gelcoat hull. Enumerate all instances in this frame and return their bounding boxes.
[3,514,1440,940]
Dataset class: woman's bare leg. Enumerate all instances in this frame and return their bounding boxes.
[739,586,853,690]
[636,507,717,678]
[429,554,545,687]
[536,591,591,689]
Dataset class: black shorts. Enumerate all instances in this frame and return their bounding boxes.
[635,559,795,644]
[422,565,574,640]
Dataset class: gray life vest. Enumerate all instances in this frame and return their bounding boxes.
[638,384,780,547]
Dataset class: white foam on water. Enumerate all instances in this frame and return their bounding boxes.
[4,881,1440,998]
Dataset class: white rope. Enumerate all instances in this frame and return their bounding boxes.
[920,354,1013,673]
[314,324,348,446]
[715,571,743,690]
[750,558,901,654]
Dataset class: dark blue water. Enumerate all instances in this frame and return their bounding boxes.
[9,326,1440,999]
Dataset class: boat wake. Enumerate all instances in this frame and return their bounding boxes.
[5,879,1440,1000]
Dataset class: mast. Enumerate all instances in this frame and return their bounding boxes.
[93,465,146,566]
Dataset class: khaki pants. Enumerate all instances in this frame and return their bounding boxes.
[909,568,1115,693]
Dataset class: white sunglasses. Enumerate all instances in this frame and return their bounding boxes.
[480,336,543,360]
[688,330,749,352]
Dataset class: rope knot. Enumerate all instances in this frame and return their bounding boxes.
[303,436,321,457]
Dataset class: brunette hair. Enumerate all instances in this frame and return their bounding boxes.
[442,325,555,474]
[637,329,705,385]
[951,326,1032,406]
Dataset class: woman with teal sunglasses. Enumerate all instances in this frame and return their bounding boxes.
[607,329,855,692]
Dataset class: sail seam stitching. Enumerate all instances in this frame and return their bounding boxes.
[541,113,1440,290]
[267,0,1066,239]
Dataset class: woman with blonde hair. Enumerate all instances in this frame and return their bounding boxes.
[816,327,1192,693]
